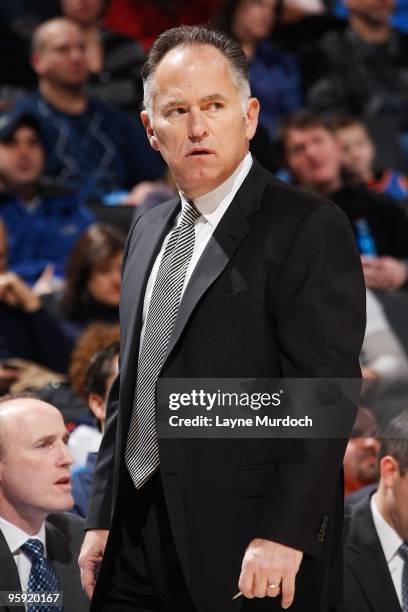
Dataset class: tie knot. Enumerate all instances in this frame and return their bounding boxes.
[21,538,45,562]
[180,200,200,226]
[399,541,408,561]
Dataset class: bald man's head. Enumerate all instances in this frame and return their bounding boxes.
[32,17,80,54]
[0,395,74,527]
[0,395,59,457]
[31,18,89,88]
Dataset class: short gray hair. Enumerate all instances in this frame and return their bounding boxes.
[142,25,251,116]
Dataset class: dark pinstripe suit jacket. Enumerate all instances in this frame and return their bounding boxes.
[87,160,366,611]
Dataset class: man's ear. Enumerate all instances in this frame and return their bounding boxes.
[141,111,160,151]
[245,97,260,141]
[31,52,43,76]
[88,393,106,422]
[380,455,400,488]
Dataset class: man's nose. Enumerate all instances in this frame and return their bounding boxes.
[188,107,209,141]
[57,443,74,467]
[362,436,379,451]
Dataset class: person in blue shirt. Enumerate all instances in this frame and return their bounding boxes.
[14,18,166,204]
[0,109,95,285]
[334,114,408,202]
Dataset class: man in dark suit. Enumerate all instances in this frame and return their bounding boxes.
[0,395,89,611]
[335,410,408,612]
[79,26,366,612]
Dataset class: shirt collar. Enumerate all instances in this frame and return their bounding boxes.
[0,515,46,556]
[371,493,403,563]
[179,152,253,228]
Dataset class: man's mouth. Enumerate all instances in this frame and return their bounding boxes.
[54,476,71,486]
[187,148,213,156]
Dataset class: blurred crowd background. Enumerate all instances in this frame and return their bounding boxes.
[1,0,408,515]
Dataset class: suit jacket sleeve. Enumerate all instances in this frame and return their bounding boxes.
[256,203,365,558]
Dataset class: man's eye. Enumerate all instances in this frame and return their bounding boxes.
[38,440,52,448]
[167,107,186,117]
[206,102,223,111]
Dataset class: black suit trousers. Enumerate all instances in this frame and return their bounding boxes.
[101,470,196,612]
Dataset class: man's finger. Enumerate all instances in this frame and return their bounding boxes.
[238,568,255,598]
[280,573,296,609]
[253,572,268,598]
[80,567,96,600]
[266,579,281,598]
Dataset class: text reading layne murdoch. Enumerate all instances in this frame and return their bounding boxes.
[168,415,313,428]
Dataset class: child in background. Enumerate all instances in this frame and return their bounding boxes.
[334,115,408,202]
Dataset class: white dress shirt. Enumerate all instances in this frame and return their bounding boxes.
[0,515,46,591]
[371,494,404,606]
[140,152,253,344]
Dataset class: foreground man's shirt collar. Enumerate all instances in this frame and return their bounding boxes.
[0,515,46,556]
[371,494,402,563]
[179,152,253,227]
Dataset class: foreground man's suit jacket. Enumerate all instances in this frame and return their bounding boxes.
[87,160,366,611]
[0,513,89,612]
[334,493,402,612]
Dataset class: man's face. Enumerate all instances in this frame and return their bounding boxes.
[0,126,44,190]
[141,45,259,199]
[337,124,375,181]
[344,407,380,490]
[33,22,88,87]
[284,126,342,193]
[0,400,74,523]
[346,0,395,23]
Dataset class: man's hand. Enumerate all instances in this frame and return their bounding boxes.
[78,529,109,600]
[361,256,408,291]
[0,272,41,312]
[238,539,303,609]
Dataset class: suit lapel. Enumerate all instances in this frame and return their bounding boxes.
[347,497,402,612]
[0,531,25,612]
[162,159,268,365]
[120,198,181,411]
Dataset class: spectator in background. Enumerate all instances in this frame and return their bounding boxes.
[70,342,119,517]
[337,410,408,612]
[59,0,145,112]
[302,0,408,163]
[14,18,165,204]
[0,109,94,286]
[281,110,408,291]
[334,114,408,202]
[216,0,302,141]
[362,290,408,379]
[38,322,120,429]
[0,395,88,611]
[334,0,408,34]
[0,219,72,374]
[58,224,123,342]
[344,406,380,497]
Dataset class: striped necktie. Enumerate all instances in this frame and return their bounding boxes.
[399,541,408,611]
[125,200,201,488]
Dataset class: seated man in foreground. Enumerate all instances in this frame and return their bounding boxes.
[0,395,89,611]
